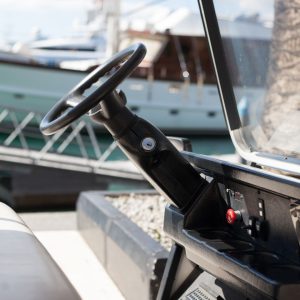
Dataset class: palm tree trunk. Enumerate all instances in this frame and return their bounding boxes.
[263,0,300,140]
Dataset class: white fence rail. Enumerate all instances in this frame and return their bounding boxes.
[0,106,142,180]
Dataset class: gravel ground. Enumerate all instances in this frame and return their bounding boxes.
[106,193,172,251]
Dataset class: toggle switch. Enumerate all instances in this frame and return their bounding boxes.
[226,208,242,224]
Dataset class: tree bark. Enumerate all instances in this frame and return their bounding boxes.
[263,0,300,142]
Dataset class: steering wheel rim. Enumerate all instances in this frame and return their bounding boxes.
[40,43,146,135]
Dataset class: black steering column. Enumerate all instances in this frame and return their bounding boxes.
[40,43,206,209]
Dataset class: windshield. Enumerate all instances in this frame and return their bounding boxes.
[212,0,300,171]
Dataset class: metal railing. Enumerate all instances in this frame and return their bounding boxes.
[0,106,142,180]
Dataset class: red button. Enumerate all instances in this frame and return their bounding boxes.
[226,209,238,224]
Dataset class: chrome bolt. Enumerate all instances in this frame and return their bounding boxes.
[141,137,156,152]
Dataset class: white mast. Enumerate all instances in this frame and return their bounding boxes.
[103,0,120,57]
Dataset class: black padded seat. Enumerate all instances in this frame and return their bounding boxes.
[0,202,80,300]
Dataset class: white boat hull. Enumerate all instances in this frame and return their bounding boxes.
[0,61,243,134]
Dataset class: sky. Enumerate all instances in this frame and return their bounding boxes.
[0,0,273,43]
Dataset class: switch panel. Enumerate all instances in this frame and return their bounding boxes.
[258,198,265,220]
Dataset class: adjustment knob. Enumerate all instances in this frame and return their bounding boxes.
[226,209,241,224]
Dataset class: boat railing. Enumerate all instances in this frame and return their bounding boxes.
[0,105,142,180]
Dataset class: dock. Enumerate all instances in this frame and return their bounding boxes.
[0,106,147,208]
[20,210,124,300]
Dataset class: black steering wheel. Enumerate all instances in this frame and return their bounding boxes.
[40,43,146,135]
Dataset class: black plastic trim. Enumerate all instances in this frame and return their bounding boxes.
[197,0,241,130]
[183,151,300,200]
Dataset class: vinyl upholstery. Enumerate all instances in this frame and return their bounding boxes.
[0,202,80,300]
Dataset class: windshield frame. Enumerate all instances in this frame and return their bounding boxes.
[197,0,300,175]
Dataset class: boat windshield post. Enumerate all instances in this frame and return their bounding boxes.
[173,35,190,101]
[147,65,154,102]
[192,37,205,102]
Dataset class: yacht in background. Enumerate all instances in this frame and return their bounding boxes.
[0,3,270,134]
[10,0,118,66]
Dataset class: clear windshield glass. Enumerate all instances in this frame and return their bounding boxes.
[214,0,300,162]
